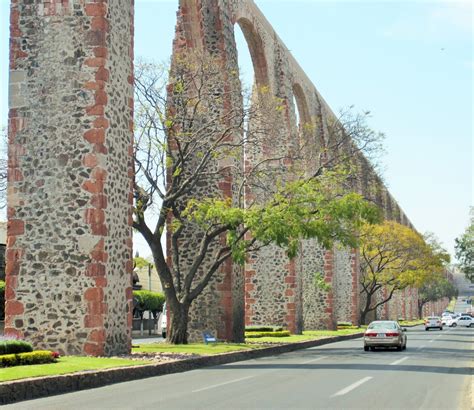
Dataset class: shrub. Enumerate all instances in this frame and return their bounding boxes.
[133,290,165,318]
[0,350,57,367]
[0,339,33,355]
[245,330,291,338]
[244,325,283,332]
[337,321,353,328]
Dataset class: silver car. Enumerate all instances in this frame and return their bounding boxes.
[364,320,407,351]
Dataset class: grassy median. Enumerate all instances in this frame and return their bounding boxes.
[0,356,152,382]
[132,342,263,355]
[2,329,364,382]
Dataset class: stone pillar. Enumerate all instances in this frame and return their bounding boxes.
[323,249,336,329]
[350,249,360,325]
[169,0,244,342]
[6,0,134,356]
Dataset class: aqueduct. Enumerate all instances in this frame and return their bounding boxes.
[5,0,445,356]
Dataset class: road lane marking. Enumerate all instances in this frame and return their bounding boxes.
[331,377,373,397]
[301,355,328,364]
[429,339,434,343]
[418,345,426,349]
[192,376,255,393]
[390,356,408,366]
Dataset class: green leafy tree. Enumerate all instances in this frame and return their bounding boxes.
[455,208,474,282]
[133,53,382,344]
[133,290,165,319]
[417,276,457,318]
[359,222,449,324]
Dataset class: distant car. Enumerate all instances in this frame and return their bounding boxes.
[161,302,167,338]
[441,315,453,325]
[364,320,407,351]
[454,316,474,328]
[425,316,443,331]
[446,316,459,327]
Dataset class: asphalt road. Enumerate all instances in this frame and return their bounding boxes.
[7,325,473,410]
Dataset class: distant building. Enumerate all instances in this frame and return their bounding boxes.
[134,264,163,293]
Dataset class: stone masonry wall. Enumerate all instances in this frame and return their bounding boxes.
[6,0,134,355]
[333,246,354,324]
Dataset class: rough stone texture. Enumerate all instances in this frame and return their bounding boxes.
[6,0,134,355]
[333,246,354,324]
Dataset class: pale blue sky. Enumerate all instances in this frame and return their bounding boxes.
[0,0,472,259]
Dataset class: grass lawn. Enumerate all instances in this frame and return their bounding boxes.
[0,356,152,382]
[133,343,263,355]
[246,328,364,344]
[398,319,424,326]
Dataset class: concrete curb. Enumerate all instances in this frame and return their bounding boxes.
[0,332,363,405]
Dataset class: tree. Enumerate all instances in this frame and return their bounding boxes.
[417,275,457,318]
[455,208,474,282]
[133,52,382,344]
[359,221,449,325]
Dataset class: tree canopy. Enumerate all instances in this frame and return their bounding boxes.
[359,221,449,324]
[455,208,474,282]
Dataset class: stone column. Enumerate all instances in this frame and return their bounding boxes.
[6,0,134,356]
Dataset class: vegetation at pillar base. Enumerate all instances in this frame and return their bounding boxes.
[0,339,33,355]
[0,350,57,368]
[358,221,450,325]
[132,51,383,344]
[455,207,474,282]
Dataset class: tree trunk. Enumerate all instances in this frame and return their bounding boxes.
[168,302,190,344]
[360,292,373,325]
[418,301,425,319]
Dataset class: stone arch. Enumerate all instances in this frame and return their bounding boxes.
[235,18,269,88]
[292,83,311,132]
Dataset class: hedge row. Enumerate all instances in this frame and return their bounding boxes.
[0,350,57,367]
[244,325,283,332]
[0,339,33,355]
[245,330,291,338]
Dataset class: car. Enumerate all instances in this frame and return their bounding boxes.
[161,302,167,338]
[441,315,453,325]
[446,316,459,327]
[363,320,407,351]
[424,316,443,331]
[453,316,474,328]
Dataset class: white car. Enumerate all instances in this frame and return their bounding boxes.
[161,302,167,338]
[452,316,474,328]
[424,316,443,331]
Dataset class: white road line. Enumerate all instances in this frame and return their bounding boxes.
[301,355,328,364]
[390,356,409,366]
[428,339,434,343]
[418,345,426,349]
[331,377,373,397]
[192,376,255,393]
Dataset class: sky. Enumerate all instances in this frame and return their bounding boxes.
[0,0,472,260]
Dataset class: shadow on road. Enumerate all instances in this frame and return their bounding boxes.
[214,362,472,376]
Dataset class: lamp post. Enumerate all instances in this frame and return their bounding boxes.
[148,263,152,336]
